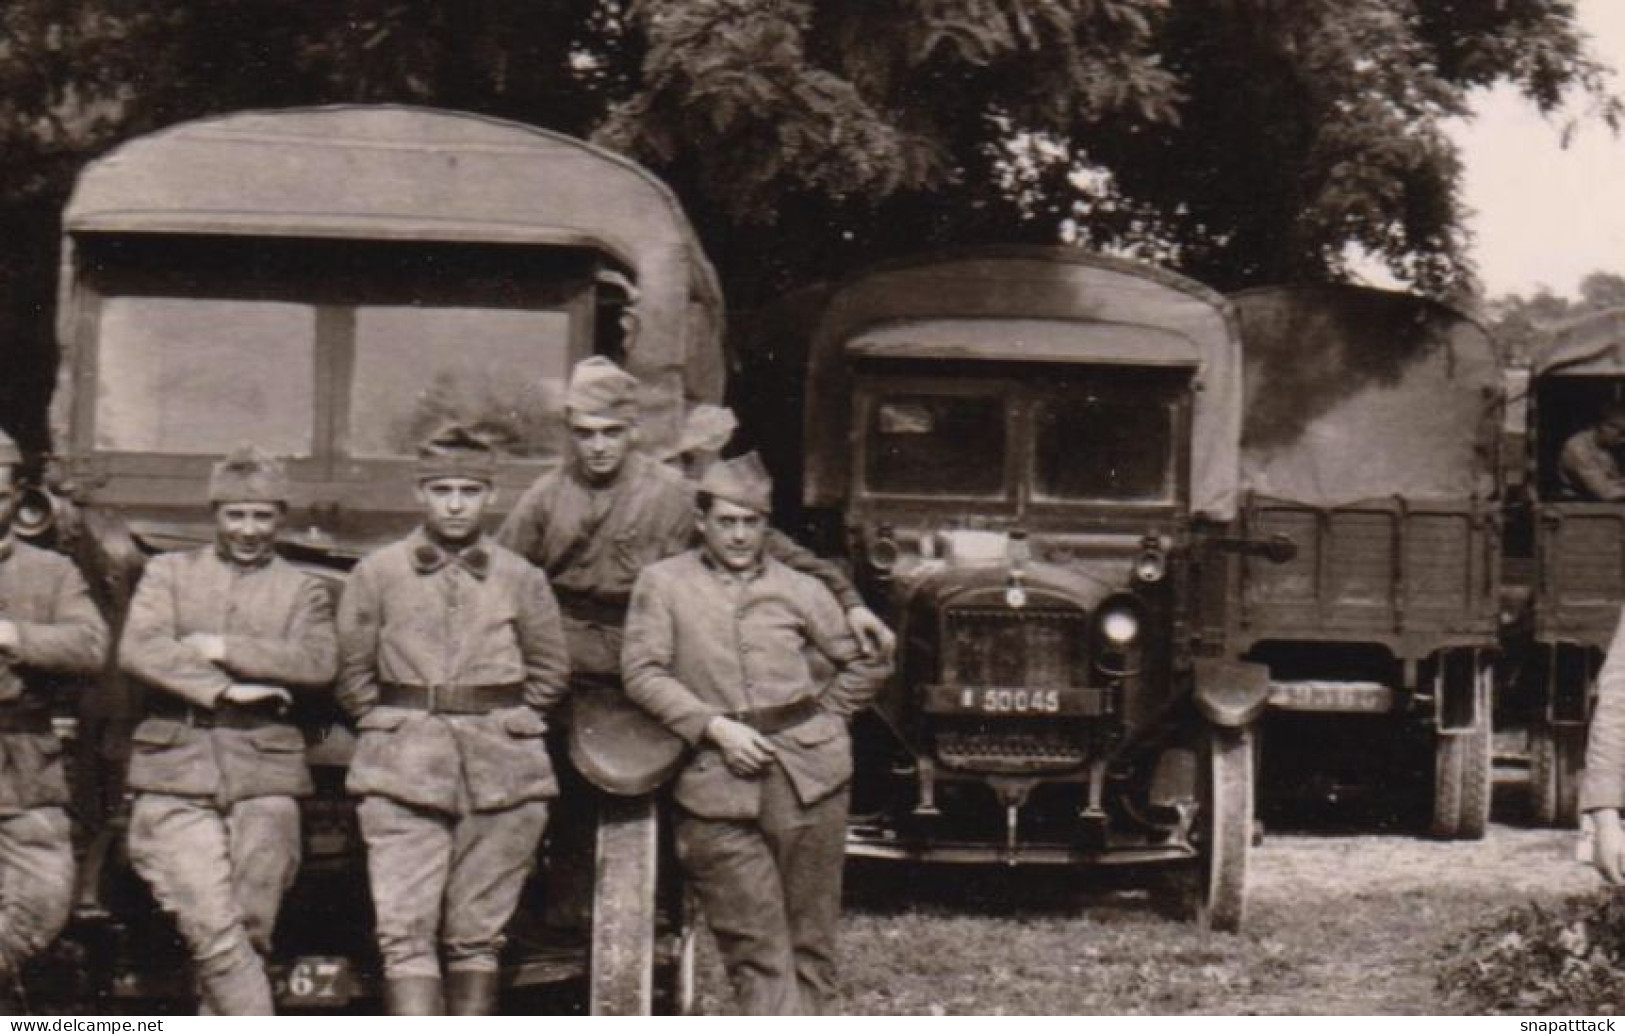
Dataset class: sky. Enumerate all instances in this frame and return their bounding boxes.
[1451,0,1625,299]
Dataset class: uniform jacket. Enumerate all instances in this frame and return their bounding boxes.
[1584,610,1625,810]
[497,452,863,675]
[337,529,570,813]
[1560,429,1625,501]
[119,548,337,804]
[0,538,108,812]
[622,550,891,820]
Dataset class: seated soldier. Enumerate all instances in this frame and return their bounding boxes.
[1560,404,1625,501]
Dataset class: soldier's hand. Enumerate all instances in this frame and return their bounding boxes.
[0,619,17,654]
[846,606,896,662]
[705,717,777,776]
[223,682,293,711]
[1595,811,1625,886]
[182,633,227,663]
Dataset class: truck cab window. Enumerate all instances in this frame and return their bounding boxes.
[1034,393,1176,503]
[865,393,1006,497]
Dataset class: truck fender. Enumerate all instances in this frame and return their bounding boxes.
[1192,659,1272,727]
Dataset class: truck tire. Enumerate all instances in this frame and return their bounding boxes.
[1196,724,1254,932]
[1431,667,1493,840]
[1530,720,1584,829]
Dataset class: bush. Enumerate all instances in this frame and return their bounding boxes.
[1439,891,1625,1013]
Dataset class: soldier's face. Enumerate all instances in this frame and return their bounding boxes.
[697,496,767,571]
[417,476,494,545]
[214,501,284,565]
[0,466,16,538]
[568,414,635,482]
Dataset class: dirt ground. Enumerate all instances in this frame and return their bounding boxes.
[691,763,1599,1015]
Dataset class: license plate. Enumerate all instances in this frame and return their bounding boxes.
[1268,680,1394,713]
[921,685,1108,717]
[276,956,356,1006]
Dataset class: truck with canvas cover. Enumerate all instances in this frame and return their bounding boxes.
[1228,286,1502,839]
[1510,308,1625,827]
[738,246,1273,931]
[23,105,721,1013]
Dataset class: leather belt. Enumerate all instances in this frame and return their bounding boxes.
[727,696,822,736]
[0,701,53,734]
[378,681,524,715]
[554,589,630,628]
[147,699,283,730]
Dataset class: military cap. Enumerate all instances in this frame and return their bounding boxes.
[416,424,498,483]
[208,446,290,504]
[698,452,773,514]
[0,428,19,467]
[565,356,640,423]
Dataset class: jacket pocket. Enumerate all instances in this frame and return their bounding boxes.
[247,724,306,753]
[130,720,187,750]
[356,707,411,733]
[779,712,843,749]
[501,707,548,738]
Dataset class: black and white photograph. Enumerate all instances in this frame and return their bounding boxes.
[0,0,1622,1017]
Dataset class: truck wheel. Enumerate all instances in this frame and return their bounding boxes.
[1196,724,1254,933]
[1431,667,1493,840]
[590,794,659,1015]
[1530,720,1584,829]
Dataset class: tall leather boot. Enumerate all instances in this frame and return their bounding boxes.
[383,976,445,1016]
[445,969,500,1016]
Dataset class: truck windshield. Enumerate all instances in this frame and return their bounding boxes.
[865,392,1006,497]
[1034,393,1176,503]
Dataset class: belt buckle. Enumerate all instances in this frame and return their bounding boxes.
[428,684,442,713]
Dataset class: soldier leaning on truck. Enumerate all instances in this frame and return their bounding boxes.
[623,454,892,1015]
[118,447,337,1016]
[493,356,894,923]
[0,429,108,1010]
[337,426,569,1017]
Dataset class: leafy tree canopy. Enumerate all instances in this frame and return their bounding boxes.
[0,1,1615,306]
[1485,270,1625,364]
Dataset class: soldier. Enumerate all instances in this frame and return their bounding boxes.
[338,426,569,1016]
[623,454,891,1014]
[494,357,892,930]
[0,431,107,1010]
[119,447,336,1015]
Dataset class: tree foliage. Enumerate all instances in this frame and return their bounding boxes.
[0,1,1616,445]
[1485,270,1625,364]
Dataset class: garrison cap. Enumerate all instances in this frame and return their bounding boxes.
[208,446,290,504]
[565,356,640,423]
[0,428,18,467]
[416,424,498,483]
[698,452,773,514]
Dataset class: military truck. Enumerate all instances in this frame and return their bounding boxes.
[1508,308,1625,827]
[737,246,1274,931]
[1228,286,1503,839]
[22,105,721,1013]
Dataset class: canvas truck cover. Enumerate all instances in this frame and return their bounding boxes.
[1233,286,1501,507]
[55,105,724,453]
[1535,307,1625,377]
[803,247,1243,521]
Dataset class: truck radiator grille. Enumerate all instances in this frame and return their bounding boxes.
[935,725,1089,773]
[946,606,1089,688]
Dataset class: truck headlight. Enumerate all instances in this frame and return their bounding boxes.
[1099,606,1140,646]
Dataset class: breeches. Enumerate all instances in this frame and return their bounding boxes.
[0,807,73,978]
[676,767,848,1016]
[357,796,548,980]
[127,793,300,1015]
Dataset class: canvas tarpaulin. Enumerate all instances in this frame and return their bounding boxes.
[1234,286,1501,507]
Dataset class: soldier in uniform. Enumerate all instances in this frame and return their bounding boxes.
[119,447,337,1015]
[0,430,108,1010]
[337,426,569,1016]
[494,356,891,926]
[623,455,892,1014]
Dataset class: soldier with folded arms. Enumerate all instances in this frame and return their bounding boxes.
[0,429,108,1011]
[338,426,569,1016]
[623,454,892,1014]
[119,447,336,1015]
